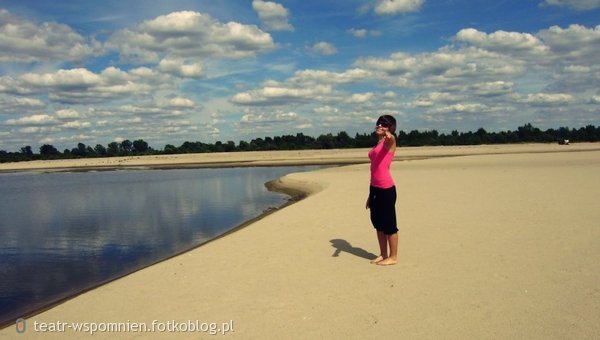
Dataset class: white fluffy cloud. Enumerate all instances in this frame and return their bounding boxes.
[521,93,574,105]
[350,28,368,38]
[231,82,333,105]
[60,120,92,129]
[240,110,297,123]
[456,28,548,55]
[373,0,424,15]
[252,0,294,31]
[0,95,44,114]
[352,24,600,93]
[158,58,203,78]
[537,24,600,62]
[0,9,102,63]
[310,42,337,55]
[290,68,372,85]
[313,105,339,113]
[55,109,81,119]
[230,23,598,134]
[355,48,524,89]
[20,68,101,88]
[163,97,196,108]
[0,67,164,104]
[5,114,56,125]
[349,28,381,38]
[108,11,276,63]
[345,92,375,104]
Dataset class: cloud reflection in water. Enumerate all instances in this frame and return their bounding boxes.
[0,166,321,325]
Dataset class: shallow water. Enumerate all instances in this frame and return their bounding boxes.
[0,166,322,325]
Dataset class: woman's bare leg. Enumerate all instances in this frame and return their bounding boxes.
[377,232,398,265]
[371,231,388,263]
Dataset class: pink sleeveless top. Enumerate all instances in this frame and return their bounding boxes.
[369,141,395,188]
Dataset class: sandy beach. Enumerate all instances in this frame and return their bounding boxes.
[1,143,599,339]
[2,143,596,172]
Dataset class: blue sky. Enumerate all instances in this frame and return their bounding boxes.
[0,0,599,151]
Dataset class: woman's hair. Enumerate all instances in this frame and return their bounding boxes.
[377,115,397,134]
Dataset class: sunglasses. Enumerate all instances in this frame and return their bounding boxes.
[376,120,391,128]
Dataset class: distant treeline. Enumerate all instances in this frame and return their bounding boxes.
[1,123,599,163]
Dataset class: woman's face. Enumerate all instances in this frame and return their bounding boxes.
[375,121,389,135]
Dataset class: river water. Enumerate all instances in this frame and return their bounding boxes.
[0,166,323,325]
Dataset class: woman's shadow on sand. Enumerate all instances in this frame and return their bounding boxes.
[330,239,377,260]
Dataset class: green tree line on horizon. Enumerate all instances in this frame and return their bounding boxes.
[1,123,599,163]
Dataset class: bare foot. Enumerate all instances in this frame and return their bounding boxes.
[370,255,385,264]
[377,258,397,266]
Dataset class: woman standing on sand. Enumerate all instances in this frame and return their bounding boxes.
[366,115,398,266]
